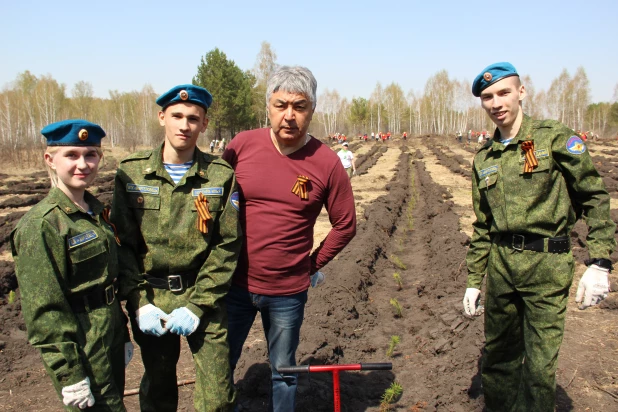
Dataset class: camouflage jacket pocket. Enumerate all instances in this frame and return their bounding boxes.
[68,238,109,291]
[519,158,552,196]
[127,194,161,210]
[479,173,503,208]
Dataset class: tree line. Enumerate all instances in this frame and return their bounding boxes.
[1,42,617,167]
[316,69,618,139]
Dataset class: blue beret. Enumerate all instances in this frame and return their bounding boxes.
[472,62,519,97]
[41,119,105,147]
[156,84,213,111]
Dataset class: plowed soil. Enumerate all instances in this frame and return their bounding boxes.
[1,138,617,411]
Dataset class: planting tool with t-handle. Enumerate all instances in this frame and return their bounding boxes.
[277,362,392,412]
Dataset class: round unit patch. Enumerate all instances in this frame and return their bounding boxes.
[230,191,240,211]
[566,136,586,155]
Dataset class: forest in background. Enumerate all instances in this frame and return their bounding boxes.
[2,41,618,167]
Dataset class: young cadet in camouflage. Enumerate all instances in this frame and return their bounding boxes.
[111,84,240,412]
[463,62,616,412]
[10,120,132,411]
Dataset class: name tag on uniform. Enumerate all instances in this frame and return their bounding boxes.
[126,183,160,195]
[68,230,98,249]
[192,187,223,197]
[479,165,498,178]
[520,148,549,162]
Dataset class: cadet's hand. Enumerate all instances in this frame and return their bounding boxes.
[576,265,609,309]
[310,271,326,288]
[62,377,95,409]
[135,304,170,336]
[352,170,356,176]
[463,288,482,316]
[124,341,134,367]
[166,307,200,336]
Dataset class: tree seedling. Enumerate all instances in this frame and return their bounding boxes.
[393,272,403,290]
[389,254,407,270]
[386,335,400,358]
[380,381,403,411]
[390,298,403,318]
[7,290,15,304]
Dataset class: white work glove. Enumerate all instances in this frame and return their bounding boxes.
[124,341,134,367]
[576,265,610,309]
[135,304,170,336]
[310,271,325,288]
[62,377,95,409]
[352,170,356,176]
[463,288,482,316]
[166,307,200,336]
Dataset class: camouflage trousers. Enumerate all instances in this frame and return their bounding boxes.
[48,300,128,411]
[482,242,574,412]
[130,289,235,412]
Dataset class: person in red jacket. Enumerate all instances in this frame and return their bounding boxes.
[223,66,356,412]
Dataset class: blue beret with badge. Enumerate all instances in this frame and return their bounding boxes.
[472,62,519,97]
[41,119,106,147]
[156,84,213,111]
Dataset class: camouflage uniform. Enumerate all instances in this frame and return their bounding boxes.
[111,143,240,412]
[10,188,128,411]
[466,115,616,411]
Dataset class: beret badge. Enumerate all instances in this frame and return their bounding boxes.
[179,90,189,100]
[78,129,89,141]
[483,72,492,82]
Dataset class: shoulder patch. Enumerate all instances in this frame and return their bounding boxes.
[566,136,586,155]
[230,191,240,211]
[121,150,153,163]
[126,183,160,195]
[68,230,98,249]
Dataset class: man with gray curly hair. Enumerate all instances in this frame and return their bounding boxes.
[223,66,356,411]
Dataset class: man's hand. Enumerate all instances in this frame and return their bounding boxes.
[576,264,610,309]
[135,304,170,336]
[166,307,200,336]
[62,377,95,409]
[310,271,325,288]
[124,341,134,367]
[463,288,482,316]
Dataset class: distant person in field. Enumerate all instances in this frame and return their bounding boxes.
[11,120,132,410]
[467,129,472,145]
[222,65,356,412]
[403,131,408,140]
[210,139,215,153]
[463,62,616,412]
[111,84,240,411]
[457,130,462,142]
[338,141,356,178]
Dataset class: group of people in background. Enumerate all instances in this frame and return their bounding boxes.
[9,61,616,412]
[209,138,226,153]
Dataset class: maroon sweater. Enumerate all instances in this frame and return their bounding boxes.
[223,128,356,295]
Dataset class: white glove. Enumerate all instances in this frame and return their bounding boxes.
[62,377,95,409]
[463,288,482,316]
[576,264,610,309]
[135,304,170,336]
[310,271,325,288]
[166,307,200,336]
[124,341,134,367]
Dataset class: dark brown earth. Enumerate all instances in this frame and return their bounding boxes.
[1,138,617,411]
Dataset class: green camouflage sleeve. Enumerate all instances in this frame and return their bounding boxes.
[111,166,151,310]
[186,172,241,318]
[466,159,493,289]
[10,218,87,386]
[551,125,616,259]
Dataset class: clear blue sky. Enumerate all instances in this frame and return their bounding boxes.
[2,0,617,103]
